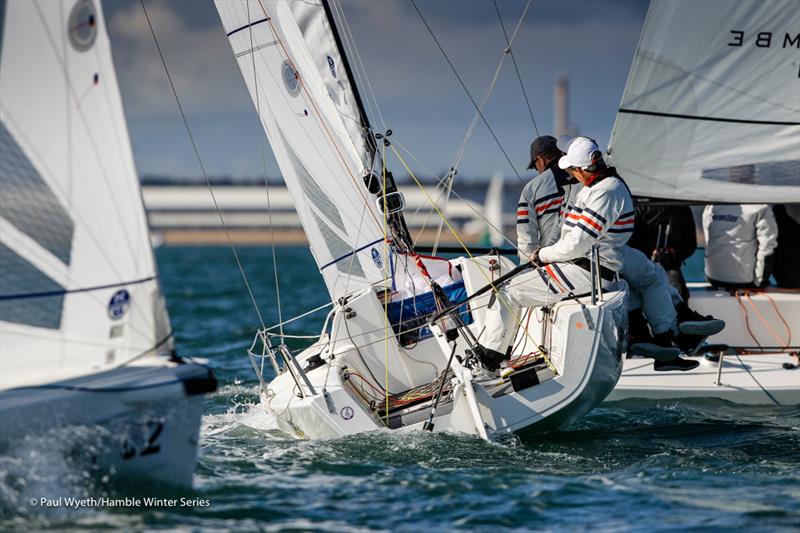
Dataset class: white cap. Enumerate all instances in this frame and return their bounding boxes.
[558,137,600,169]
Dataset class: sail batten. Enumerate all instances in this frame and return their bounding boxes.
[608,0,800,204]
[215,0,388,301]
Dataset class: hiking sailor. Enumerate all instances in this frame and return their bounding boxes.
[703,204,778,289]
[513,136,723,372]
[473,137,634,371]
[517,135,579,261]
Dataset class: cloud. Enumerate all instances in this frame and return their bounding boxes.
[107,0,251,117]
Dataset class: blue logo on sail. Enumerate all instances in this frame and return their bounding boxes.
[108,289,131,320]
[327,55,336,78]
[371,248,383,269]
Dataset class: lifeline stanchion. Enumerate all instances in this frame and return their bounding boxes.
[422,342,458,432]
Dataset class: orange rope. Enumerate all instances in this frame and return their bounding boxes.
[742,290,791,350]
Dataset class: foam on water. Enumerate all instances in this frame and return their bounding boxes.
[2,246,798,531]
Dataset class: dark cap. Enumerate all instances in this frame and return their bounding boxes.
[526,135,559,170]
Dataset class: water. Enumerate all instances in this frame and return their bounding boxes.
[1,247,798,531]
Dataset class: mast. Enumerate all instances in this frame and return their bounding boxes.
[320,0,371,135]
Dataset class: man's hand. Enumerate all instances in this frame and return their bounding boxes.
[528,248,545,267]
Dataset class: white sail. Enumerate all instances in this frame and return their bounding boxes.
[214,0,387,301]
[608,0,800,204]
[0,0,171,389]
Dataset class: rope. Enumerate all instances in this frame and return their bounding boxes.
[254,0,382,230]
[746,291,792,349]
[391,138,521,251]
[140,0,265,329]
[734,352,781,406]
[492,0,538,135]
[247,0,284,339]
[382,142,391,423]
[410,0,523,181]
[389,144,555,373]
[735,290,793,351]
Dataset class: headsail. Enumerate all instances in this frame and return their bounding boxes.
[0,0,171,389]
[214,0,388,301]
[608,0,800,204]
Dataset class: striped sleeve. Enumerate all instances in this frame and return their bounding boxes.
[516,186,539,260]
[539,190,616,263]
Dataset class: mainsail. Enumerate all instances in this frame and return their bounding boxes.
[214,0,388,301]
[0,0,171,389]
[608,0,800,204]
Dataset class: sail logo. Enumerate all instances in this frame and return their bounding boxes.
[108,289,131,320]
[728,30,799,49]
[371,248,383,269]
[327,56,337,78]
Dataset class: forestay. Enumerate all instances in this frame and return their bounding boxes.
[214,0,387,301]
[0,0,171,389]
[608,0,800,204]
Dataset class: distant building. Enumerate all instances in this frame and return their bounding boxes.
[553,72,578,142]
[141,181,525,246]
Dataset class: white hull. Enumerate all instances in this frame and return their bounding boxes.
[254,256,628,441]
[610,284,800,406]
[0,356,216,487]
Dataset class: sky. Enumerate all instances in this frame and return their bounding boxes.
[104,0,650,182]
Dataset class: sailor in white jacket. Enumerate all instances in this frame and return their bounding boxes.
[518,138,681,343]
[703,205,778,288]
[475,138,633,370]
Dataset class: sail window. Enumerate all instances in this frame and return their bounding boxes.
[313,213,365,278]
[281,129,347,232]
[67,0,98,52]
[0,244,64,329]
[281,61,300,96]
[0,121,74,264]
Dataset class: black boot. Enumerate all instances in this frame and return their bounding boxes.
[471,344,507,372]
[654,357,700,372]
[675,302,725,353]
[628,308,651,346]
[629,330,681,362]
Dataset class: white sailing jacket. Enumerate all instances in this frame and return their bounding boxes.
[539,174,635,271]
[516,165,579,261]
[703,204,778,285]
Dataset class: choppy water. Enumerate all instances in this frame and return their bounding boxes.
[1,246,798,531]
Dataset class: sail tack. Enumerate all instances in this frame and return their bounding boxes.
[608,0,800,204]
[214,0,387,301]
[0,0,170,389]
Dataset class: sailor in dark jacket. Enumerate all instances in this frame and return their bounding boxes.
[772,204,800,288]
[628,204,697,301]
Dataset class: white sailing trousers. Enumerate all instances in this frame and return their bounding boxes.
[618,246,679,335]
[481,262,611,353]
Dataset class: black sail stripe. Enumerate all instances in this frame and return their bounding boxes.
[618,108,800,127]
[226,17,270,37]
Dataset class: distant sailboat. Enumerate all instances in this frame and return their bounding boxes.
[606,0,799,405]
[0,0,216,486]
[215,0,629,441]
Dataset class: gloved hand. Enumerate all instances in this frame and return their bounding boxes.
[529,248,545,267]
[651,247,680,270]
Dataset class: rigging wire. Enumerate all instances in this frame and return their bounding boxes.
[410,0,524,182]
[493,0,539,136]
[247,0,284,340]
[412,0,533,251]
[330,0,387,131]
[139,0,266,329]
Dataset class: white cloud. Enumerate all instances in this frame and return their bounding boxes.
[108,0,251,117]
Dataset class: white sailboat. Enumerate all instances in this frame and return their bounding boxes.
[0,0,216,486]
[214,0,628,441]
[606,0,800,406]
